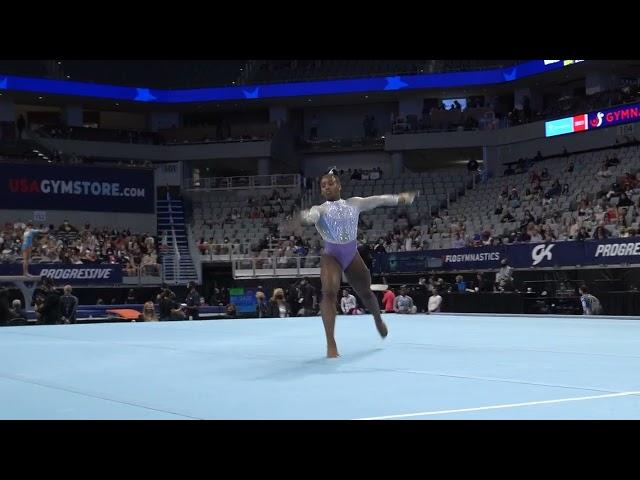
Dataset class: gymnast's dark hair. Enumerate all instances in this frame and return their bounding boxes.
[321,166,341,183]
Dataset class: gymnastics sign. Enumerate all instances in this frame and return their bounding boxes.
[545,102,640,137]
[373,238,640,274]
[0,264,123,284]
[0,163,154,213]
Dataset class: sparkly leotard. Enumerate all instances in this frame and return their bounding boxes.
[302,195,399,270]
[21,228,44,251]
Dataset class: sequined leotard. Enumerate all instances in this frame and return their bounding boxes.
[301,195,399,270]
[21,228,44,251]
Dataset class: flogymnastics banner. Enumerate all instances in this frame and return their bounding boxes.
[372,238,640,273]
[0,264,123,284]
[0,163,154,213]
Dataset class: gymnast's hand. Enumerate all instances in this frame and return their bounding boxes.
[398,191,419,205]
[299,208,317,225]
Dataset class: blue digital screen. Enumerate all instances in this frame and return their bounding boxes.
[545,117,574,137]
[0,60,576,104]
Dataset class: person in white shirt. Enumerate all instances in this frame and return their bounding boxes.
[340,289,358,315]
[428,290,443,313]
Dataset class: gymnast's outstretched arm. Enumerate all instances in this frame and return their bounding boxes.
[347,192,417,212]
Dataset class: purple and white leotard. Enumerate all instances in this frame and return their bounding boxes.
[301,195,400,270]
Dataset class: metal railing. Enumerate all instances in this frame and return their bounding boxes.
[196,242,254,262]
[232,255,322,278]
[165,193,181,281]
[197,244,322,261]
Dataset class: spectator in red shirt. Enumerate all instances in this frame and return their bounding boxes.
[382,287,396,313]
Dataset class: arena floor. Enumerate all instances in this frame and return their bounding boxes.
[1,313,640,419]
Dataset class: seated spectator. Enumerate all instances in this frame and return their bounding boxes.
[576,226,590,241]
[566,161,575,173]
[618,192,633,207]
[393,286,416,314]
[481,230,493,246]
[501,210,515,223]
[529,227,543,243]
[225,303,237,318]
[340,289,360,315]
[381,287,395,313]
[547,180,562,197]
[428,289,443,313]
[474,273,492,293]
[198,237,209,254]
[579,285,603,315]
[605,206,619,224]
[540,168,550,181]
[452,232,466,248]
[255,291,269,318]
[606,155,620,167]
[142,300,157,321]
[597,162,613,178]
[374,238,386,254]
[58,220,78,233]
[495,259,514,290]
[568,218,581,239]
[530,168,541,184]
[9,299,27,321]
[593,225,610,240]
[605,182,623,200]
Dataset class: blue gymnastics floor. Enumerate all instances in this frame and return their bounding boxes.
[1,313,640,419]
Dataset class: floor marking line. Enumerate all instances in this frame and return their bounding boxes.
[356,391,640,420]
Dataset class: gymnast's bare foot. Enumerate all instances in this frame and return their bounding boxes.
[327,342,340,358]
[375,319,388,339]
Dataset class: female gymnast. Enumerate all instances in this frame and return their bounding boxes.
[300,168,416,357]
[21,223,48,276]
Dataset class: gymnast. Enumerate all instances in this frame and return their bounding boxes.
[21,222,48,277]
[300,167,417,357]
